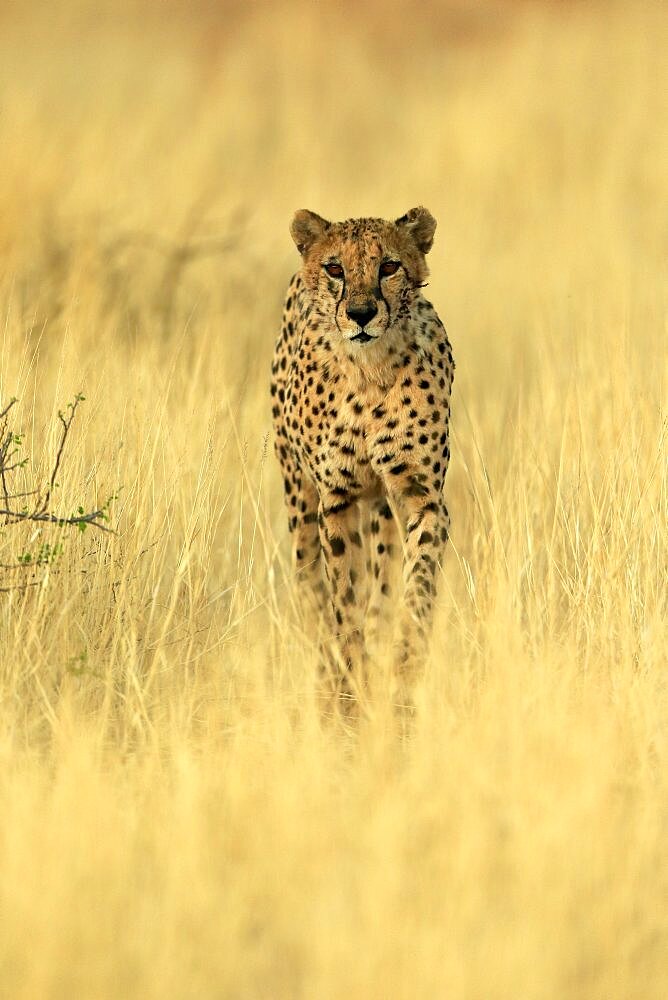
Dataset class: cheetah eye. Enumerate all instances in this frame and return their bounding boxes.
[379,260,400,277]
[324,262,344,279]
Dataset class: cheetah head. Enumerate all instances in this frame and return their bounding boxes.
[290,207,436,350]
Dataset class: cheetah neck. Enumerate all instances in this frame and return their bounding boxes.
[330,319,413,392]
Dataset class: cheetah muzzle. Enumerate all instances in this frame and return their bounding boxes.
[271,206,455,702]
[350,331,375,344]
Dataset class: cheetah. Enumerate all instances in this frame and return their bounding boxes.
[271,207,454,695]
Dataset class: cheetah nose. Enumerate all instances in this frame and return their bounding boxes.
[346,302,378,327]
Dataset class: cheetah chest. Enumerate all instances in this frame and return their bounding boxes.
[290,371,441,501]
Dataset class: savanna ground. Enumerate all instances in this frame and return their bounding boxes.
[0,1,666,997]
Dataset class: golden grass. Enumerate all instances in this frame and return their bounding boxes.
[0,1,666,996]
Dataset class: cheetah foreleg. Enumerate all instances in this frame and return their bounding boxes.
[365,498,401,658]
[396,492,450,679]
[317,496,367,690]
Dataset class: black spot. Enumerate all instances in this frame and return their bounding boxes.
[404,480,429,498]
[330,537,346,556]
[326,501,352,515]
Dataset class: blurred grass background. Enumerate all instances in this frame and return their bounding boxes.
[0,1,666,997]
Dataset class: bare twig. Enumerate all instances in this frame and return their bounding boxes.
[0,397,18,421]
[37,393,83,514]
[0,490,38,501]
[0,400,20,503]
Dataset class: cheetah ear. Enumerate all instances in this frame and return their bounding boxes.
[290,210,331,255]
[395,206,437,254]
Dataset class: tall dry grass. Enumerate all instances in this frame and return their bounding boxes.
[0,1,666,997]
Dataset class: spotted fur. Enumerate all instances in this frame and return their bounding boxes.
[271,207,454,692]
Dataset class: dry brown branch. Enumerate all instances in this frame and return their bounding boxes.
[36,394,82,515]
